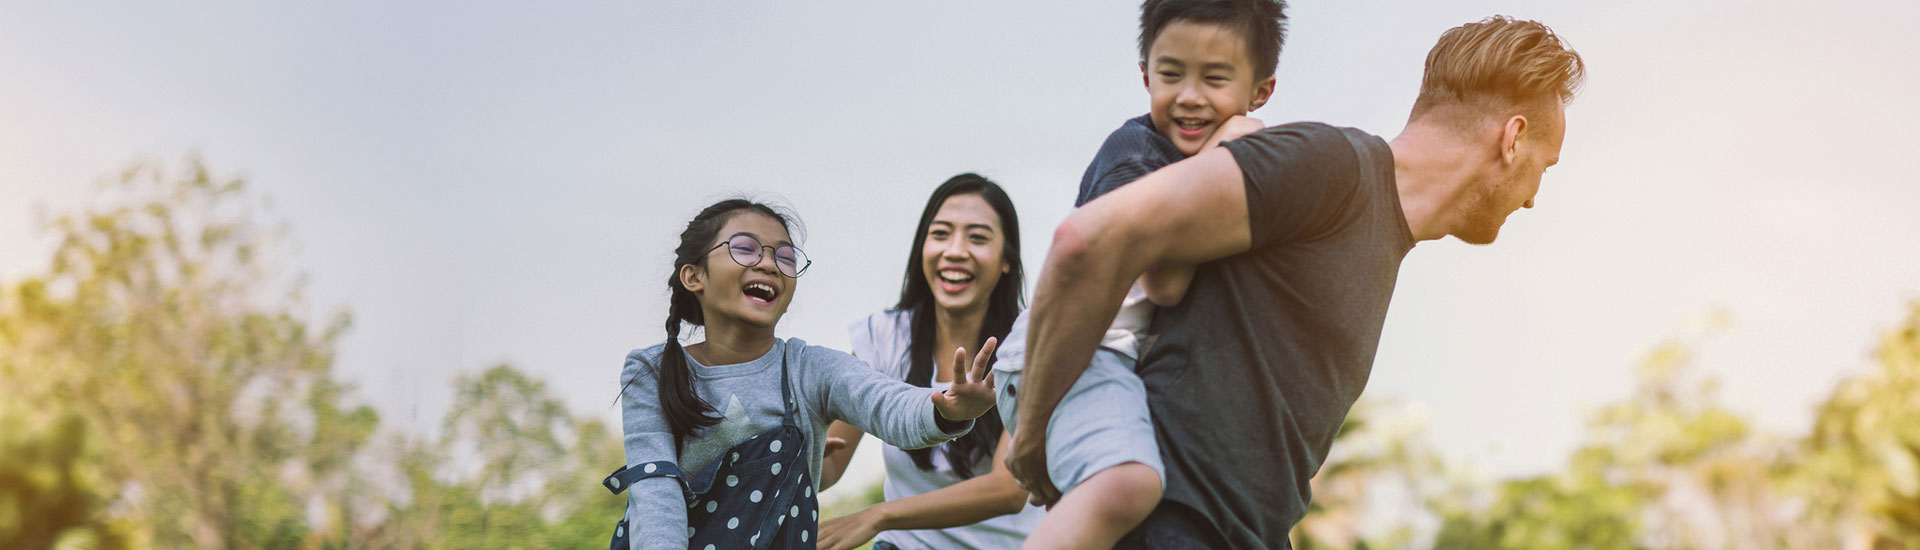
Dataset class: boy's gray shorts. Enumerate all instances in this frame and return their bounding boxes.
[994,315,1164,494]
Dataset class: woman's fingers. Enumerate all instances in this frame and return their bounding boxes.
[951,345,970,387]
[938,339,1000,414]
[970,337,999,382]
[945,336,1000,388]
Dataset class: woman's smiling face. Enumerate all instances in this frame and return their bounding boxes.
[919,193,1007,316]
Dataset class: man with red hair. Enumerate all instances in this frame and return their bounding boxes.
[1008,16,1586,549]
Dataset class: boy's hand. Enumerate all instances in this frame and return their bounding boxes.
[1142,263,1196,307]
[931,337,999,422]
[1201,115,1265,150]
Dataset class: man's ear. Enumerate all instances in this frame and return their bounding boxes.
[1500,114,1529,165]
[1248,76,1277,112]
[1140,61,1150,89]
[679,263,706,294]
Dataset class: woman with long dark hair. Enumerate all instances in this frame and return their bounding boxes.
[816,174,1041,550]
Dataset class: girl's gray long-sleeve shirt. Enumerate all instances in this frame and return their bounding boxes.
[620,338,971,550]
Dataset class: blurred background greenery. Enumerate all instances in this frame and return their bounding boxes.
[3,158,1915,549]
[0,159,624,549]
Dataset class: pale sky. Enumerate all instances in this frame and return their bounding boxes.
[3,0,1917,506]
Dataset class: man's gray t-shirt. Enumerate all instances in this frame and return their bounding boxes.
[1134,122,1414,548]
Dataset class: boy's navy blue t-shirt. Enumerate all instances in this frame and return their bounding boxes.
[1076,114,1186,206]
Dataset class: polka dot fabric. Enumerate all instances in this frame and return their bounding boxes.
[603,353,819,549]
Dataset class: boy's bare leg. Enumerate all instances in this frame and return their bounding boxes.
[1022,462,1161,549]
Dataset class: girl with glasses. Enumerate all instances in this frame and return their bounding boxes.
[608,198,1001,550]
[817,174,1042,550]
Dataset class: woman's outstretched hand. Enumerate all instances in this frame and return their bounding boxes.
[931,337,998,422]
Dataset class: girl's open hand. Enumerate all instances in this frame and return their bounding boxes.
[931,337,998,422]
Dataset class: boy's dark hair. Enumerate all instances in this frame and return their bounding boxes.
[1139,0,1289,80]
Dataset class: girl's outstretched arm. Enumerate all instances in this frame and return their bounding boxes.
[809,345,972,451]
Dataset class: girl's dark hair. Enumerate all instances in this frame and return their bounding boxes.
[629,198,800,448]
[897,173,1025,478]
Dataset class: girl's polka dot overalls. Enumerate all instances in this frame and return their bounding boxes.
[604,353,819,550]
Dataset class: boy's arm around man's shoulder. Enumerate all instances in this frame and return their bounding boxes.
[1073,146,1256,272]
[1007,146,1257,504]
[1129,114,1264,306]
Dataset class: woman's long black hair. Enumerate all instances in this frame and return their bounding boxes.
[624,198,800,448]
[898,173,1025,478]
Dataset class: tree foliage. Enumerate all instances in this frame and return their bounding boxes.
[0,158,622,549]
[0,158,362,548]
[1423,307,1920,549]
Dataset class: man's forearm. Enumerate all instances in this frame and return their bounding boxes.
[1015,219,1145,437]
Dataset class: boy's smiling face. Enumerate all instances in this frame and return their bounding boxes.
[1142,20,1276,156]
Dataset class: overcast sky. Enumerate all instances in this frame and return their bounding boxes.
[3,0,1916,502]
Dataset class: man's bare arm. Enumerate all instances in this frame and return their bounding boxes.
[1006,146,1257,504]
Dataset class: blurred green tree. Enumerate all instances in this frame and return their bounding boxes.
[1432,313,1800,549]
[0,408,129,549]
[1792,301,1920,549]
[394,364,624,549]
[0,157,628,549]
[1292,399,1447,550]
[0,157,376,549]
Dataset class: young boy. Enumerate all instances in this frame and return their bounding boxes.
[994,0,1286,547]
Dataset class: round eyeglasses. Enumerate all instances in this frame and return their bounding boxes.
[706,234,810,278]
